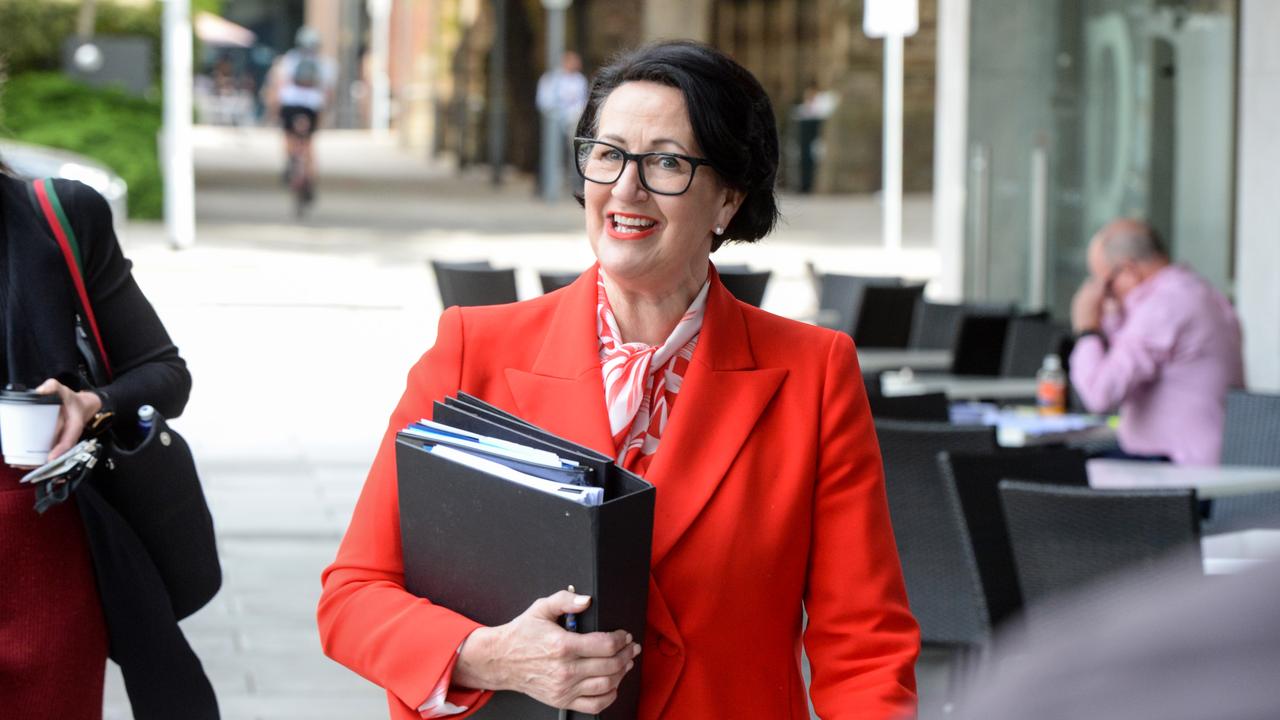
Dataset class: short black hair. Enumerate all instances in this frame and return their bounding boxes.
[575,40,780,251]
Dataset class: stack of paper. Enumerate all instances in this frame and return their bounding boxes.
[402,419,602,505]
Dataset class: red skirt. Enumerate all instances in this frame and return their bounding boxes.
[0,465,108,719]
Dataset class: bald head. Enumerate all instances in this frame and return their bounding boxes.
[1086,219,1170,300]
[1093,219,1168,265]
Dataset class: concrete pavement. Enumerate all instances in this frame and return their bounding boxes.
[101,127,941,719]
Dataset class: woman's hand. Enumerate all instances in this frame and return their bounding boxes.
[453,589,642,713]
[33,378,102,461]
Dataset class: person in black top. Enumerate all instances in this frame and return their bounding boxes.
[0,162,192,718]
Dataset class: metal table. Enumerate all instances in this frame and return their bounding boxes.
[1088,459,1280,499]
[1203,529,1280,575]
[880,371,1039,401]
[857,348,952,374]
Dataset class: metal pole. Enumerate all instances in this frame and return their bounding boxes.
[969,143,991,300]
[489,0,508,186]
[540,4,567,203]
[76,0,98,39]
[163,0,195,249]
[367,0,392,134]
[882,33,904,253]
[335,0,363,128]
[1029,143,1049,311]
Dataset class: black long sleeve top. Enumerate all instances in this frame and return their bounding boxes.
[0,173,190,422]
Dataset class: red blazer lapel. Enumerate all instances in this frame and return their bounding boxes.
[504,266,616,455]
[643,271,786,567]
[507,265,787,569]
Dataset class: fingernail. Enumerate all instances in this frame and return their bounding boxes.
[626,661,634,672]
[573,594,590,606]
[633,644,642,656]
[624,633,633,644]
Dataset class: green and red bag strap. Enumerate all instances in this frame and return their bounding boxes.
[30,178,114,379]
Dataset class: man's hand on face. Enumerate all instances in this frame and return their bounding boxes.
[1071,276,1107,333]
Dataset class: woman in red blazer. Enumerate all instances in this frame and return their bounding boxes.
[319,41,919,719]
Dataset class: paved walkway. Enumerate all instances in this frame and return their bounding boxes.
[101,127,942,719]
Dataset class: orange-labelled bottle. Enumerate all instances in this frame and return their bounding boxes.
[1036,354,1067,416]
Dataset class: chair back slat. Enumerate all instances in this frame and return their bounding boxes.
[875,419,998,645]
[539,270,583,295]
[938,449,1088,627]
[816,272,901,336]
[431,260,518,308]
[1001,317,1072,377]
[853,283,927,348]
[999,481,1201,619]
[717,268,772,307]
[1207,390,1280,532]
[868,392,950,422]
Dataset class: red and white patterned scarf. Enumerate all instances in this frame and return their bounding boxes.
[597,270,709,474]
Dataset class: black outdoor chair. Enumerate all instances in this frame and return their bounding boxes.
[937,448,1089,628]
[538,270,583,295]
[812,269,901,336]
[1205,390,1280,532]
[852,283,927,348]
[717,267,772,307]
[431,260,518,308]
[867,392,950,422]
[1220,390,1280,466]
[950,313,1014,376]
[862,370,884,404]
[874,419,998,648]
[909,301,1014,351]
[1000,481,1202,622]
[909,301,965,350]
[1000,317,1072,377]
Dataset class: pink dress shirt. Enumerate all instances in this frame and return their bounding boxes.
[1069,264,1245,465]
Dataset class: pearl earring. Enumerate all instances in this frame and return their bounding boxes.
[714,226,724,236]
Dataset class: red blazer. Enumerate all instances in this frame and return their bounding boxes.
[318,266,919,720]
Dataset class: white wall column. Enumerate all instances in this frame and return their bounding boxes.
[930,0,968,301]
[1235,0,1280,391]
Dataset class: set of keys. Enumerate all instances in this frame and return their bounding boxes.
[20,438,102,514]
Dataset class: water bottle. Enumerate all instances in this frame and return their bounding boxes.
[1036,354,1066,416]
[138,404,157,434]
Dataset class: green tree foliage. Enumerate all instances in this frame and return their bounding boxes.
[1,72,163,218]
[0,0,162,76]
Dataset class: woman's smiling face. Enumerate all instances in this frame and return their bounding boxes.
[583,81,742,295]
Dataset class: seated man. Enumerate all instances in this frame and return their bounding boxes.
[1069,219,1244,465]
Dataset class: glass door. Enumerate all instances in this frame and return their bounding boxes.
[965,0,1238,315]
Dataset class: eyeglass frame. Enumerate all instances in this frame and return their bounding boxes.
[572,137,717,196]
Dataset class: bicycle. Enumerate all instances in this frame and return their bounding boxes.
[282,108,317,218]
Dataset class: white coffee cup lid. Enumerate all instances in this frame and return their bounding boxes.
[0,387,60,405]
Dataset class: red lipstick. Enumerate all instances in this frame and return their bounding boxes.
[606,212,660,240]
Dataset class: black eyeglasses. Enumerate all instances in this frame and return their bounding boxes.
[573,138,714,196]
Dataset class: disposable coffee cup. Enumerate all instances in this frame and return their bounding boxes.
[0,387,62,467]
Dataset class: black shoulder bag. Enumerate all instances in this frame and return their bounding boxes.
[29,178,221,720]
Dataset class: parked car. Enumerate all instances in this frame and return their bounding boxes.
[0,139,129,240]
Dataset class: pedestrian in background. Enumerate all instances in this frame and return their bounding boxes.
[537,50,589,194]
[1069,219,1245,464]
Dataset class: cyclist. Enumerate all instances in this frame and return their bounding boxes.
[269,27,334,214]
